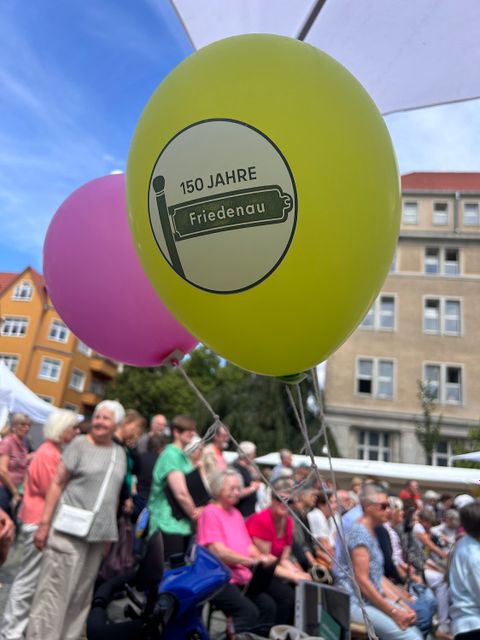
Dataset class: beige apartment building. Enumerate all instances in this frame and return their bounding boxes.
[324,172,480,465]
[0,266,117,416]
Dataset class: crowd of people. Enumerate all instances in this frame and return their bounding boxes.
[0,407,479,640]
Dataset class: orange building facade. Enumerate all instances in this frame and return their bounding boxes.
[0,267,116,416]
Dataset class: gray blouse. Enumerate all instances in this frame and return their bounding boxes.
[60,435,126,542]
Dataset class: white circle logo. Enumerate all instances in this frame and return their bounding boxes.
[148,119,297,293]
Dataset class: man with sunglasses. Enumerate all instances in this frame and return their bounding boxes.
[336,484,422,639]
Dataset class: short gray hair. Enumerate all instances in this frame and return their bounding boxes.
[360,483,388,504]
[209,468,244,499]
[93,400,125,426]
[388,496,403,511]
[11,412,31,427]
[238,441,256,458]
[43,410,77,442]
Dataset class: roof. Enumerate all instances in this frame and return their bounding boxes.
[0,272,17,295]
[0,267,47,304]
[402,172,480,192]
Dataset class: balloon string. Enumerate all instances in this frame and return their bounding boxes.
[174,359,375,637]
[173,360,350,576]
[307,368,378,640]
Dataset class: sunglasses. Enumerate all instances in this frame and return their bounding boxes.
[273,495,295,505]
[373,502,390,510]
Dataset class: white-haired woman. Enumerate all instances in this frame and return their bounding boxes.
[1,409,78,640]
[26,400,127,640]
[197,468,292,636]
[233,441,261,518]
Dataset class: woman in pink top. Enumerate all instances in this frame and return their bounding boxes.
[247,477,311,584]
[1,410,78,640]
[197,468,294,636]
[0,413,32,517]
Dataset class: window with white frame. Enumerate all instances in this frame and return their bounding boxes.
[69,368,86,392]
[424,247,459,275]
[444,248,459,275]
[1,317,28,337]
[423,363,463,405]
[432,441,455,467]
[64,402,78,411]
[360,295,395,331]
[425,248,440,274]
[423,298,461,335]
[0,354,19,373]
[433,202,448,226]
[12,280,33,300]
[402,201,418,224]
[356,358,394,399]
[77,341,92,357]
[48,319,69,343]
[38,357,62,381]
[357,430,391,461]
[464,202,479,225]
[389,252,397,273]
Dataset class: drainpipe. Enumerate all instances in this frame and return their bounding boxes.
[453,191,460,233]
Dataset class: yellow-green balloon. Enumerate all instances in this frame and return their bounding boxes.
[127,35,400,377]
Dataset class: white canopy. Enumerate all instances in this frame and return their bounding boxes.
[172,0,480,115]
[450,451,480,463]
[0,361,56,428]
[254,452,480,492]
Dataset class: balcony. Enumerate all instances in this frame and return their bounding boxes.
[81,391,102,407]
[89,357,117,379]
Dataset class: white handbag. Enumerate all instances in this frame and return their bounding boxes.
[53,445,117,538]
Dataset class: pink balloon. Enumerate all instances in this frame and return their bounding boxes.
[43,174,197,366]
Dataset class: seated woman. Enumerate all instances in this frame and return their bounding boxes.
[197,469,292,636]
[307,490,340,569]
[336,483,423,640]
[246,477,311,620]
[449,502,480,640]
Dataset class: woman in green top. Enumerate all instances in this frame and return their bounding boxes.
[148,415,201,560]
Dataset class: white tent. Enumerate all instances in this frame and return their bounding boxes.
[172,0,480,115]
[450,451,480,463]
[0,361,56,430]
[253,452,480,493]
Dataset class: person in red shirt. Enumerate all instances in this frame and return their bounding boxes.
[0,413,32,517]
[1,410,78,640]
[0,506,14,565]
[246,477,311,585]
[399,480,422,510]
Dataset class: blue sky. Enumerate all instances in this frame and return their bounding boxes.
[1,1,479,274]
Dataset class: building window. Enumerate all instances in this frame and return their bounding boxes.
[464,202,479,225]
[48,319,69,343]
[77,341,92,357]
[433,202,448,226]
[444,248,459,275]
[360,295,395,331]
[357,430,391,461]
[432,441,455,467]
[424,247,459,276]
[356,358,394,399]
[69,369,86,392]
[89,378,106,396]
[0,354,19,373]
[64,402,78,411]
[39,357,62,381]
[1,317,28,337]
[389,253,396,273]
[402,201,418,225]
[423,363,463,405]
[12,281,33,301]
[423,298,461,335]
[37,394,53,404]
[425,248,440,274]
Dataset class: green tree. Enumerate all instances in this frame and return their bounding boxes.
[414,380,442,465]
[452,425,480,469]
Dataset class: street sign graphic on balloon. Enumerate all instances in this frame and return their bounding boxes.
[128,34,401,377]
[148,119,297,293]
